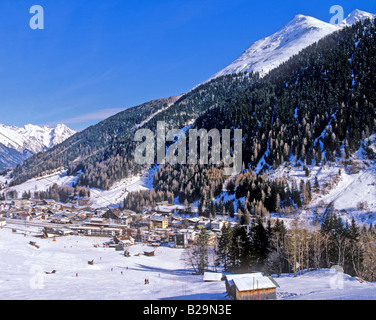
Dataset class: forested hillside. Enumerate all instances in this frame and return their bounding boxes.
[152,18,376,212]
[9,96,179,189]
[10,73,258,190]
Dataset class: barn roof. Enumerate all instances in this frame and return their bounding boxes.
[232,276,278,292]
[225,273,264,282]
[203,272,223,281]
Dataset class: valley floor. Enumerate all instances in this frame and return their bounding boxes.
[1,226,376,300]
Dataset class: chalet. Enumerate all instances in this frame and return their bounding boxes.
[154,204,184,215]
[225,273,278,300]
[30,211,44,220]
[168,232,188,248]
[180,228,198,242]
[15,211,31,221]
[102,208,122,221]
[169,216,183,228]
[115,235,135,246]
[49,212,74,224]
[42,199,58,209]
[12,199,32,207]
[150,216,168,229]
[140,230,162,243]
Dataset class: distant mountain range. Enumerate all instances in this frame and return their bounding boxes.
[202,9,376,83]
[0,123,76,170]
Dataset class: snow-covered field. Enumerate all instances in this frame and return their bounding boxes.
[1,226,376,300]
[0,226,225,300]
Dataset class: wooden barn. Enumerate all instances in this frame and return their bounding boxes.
[144,250,155,257]
[225,273,279,300]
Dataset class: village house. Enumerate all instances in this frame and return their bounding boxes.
[131,213,149,228]
[168,231,188,248]
[0,202,11,212]
[101,208,122,221]
[150,215,168,229]
[14,211,31,221]
[42,199,59,209]
[206,230,218,246]
[49,212,75,224]
[140,230,160,243]
[180,228,198,243]
[114,235,135,246]
[12,199,33,208]
[76,197,91,206]
[101,208,135,226]
[184,217,201,227]
[153,203,185,215]
[29,210,44,220]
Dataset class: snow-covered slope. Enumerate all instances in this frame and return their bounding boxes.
[1,226,376,300]
[204,9,375,82]
[340,9,376,26]
[0,123,76,169]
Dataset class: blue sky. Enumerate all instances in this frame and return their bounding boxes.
[0,0,375,131]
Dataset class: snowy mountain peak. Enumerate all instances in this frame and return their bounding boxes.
[202,9,375,83]
[341,9,376,26]
[0,123,76,170]
[289,14,320,25]
[51,124,76,146]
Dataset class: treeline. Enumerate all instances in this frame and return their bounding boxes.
[188,211,376,282]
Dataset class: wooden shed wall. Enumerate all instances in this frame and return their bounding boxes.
[236,288,276,300]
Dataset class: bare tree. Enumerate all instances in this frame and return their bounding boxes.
[358,231,376,281]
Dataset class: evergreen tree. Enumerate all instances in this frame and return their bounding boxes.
[215,224,233,272]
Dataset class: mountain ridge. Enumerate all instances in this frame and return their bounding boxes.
[201,9,376,84]
[0,123,76,170]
